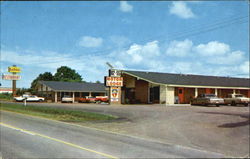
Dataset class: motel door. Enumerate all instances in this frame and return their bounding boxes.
[178,88,184,104]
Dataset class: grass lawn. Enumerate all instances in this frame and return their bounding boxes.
[0,103,117,122]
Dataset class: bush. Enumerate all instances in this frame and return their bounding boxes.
[0,93,13,100]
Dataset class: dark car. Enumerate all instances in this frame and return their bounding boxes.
[191,94,224,107]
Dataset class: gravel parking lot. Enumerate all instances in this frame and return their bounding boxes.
[4,102,250,157]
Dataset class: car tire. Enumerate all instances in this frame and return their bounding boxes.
[216,104,220,107]
[231,101,236,106]
[39,99,43,102]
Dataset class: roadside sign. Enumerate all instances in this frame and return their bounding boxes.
[105,76,123,87]
[8,66,21,73]
[110,87,120,102]
[109,69,121,77]
[2,74,21,80]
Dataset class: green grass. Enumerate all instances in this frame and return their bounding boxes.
[0,103,117,122]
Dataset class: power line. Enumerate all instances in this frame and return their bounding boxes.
[9,15,249,66]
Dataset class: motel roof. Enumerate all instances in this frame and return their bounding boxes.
[123,70,250,88]
[38,81,107,92]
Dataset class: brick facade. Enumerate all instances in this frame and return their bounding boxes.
[135,80,149,104]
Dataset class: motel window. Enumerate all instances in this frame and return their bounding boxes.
[75,92,80,97]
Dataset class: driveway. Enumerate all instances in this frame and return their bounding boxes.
[3,102,250,157]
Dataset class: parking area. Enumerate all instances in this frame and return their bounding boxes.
[4,102,250,157]
[73,104,249,157]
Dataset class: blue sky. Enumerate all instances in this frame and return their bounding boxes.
[1,1,249,88]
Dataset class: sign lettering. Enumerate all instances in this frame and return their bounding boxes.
[2,74,21,80]
[105,76,123,87]
[8,66,21,73]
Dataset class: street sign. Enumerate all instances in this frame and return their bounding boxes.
[110,87,120,102]
[8,66,21,73]
[105,76,123,87]
[2,74,21,80]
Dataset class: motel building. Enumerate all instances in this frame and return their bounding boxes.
[36,70,249,105]
[36,81,107,102]
[119,70,250,104]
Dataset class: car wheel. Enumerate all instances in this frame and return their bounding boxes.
[216,104,220,107]
[231,101,236,106]
[39,99,43,102]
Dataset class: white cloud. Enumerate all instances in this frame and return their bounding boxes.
[206,50,244,65]
[194,41,230,56]
[166,39,193,57]
[119,1,133,13]
[2,37,248,88]
[239,61,250,74]
[169,2,195,19]
[1,50,87,71]
[124,40,160,64]
[78,36,103,48]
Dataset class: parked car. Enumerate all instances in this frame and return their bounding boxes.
[14,95,45,102]
[191,94,224,106]
[95,96,109,103]
[78,96,96,103]
[61,95,73,103]
[224,94,249,106]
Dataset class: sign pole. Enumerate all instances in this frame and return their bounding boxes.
[12,78,16,97]
[12,66,17,97]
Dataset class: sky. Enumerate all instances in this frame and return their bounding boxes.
[1,1,249,88]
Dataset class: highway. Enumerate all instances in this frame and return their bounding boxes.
[0,111,226,158]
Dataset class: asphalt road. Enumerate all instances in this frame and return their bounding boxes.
[0,111,226,158]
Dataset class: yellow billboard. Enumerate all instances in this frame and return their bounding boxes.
[8,66,21,73]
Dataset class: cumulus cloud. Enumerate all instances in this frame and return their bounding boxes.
[78,36,103,48]
[166,39,193,57]
[194,41,230,56]
[2,37,248,88]
[239,61,250,74]
[1,50,87,71]
[119,1,133,13]
[124,40,160,64]
[169,1,195,19]
[205,51,245,65]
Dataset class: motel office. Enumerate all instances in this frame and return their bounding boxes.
[37,70,250,104]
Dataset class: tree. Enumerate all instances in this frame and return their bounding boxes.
[53,66,83,82]
[31,72,54,89]
[96,80,101,83]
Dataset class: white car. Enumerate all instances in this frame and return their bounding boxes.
[61,95,73,103]
[14,95,45,102]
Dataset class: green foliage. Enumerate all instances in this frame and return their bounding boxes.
[96,80,101,83]
[1,103,117,121]
[16,88,34,96]
[30,66,84,90]
[54,66,82,82]
[0,93,12,100]
[31,72,54,89]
